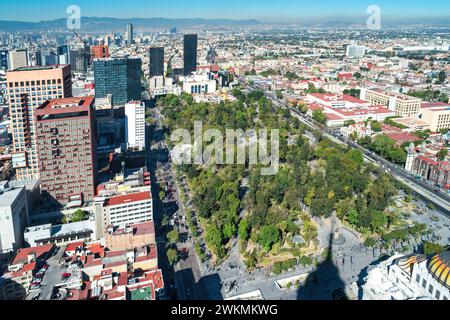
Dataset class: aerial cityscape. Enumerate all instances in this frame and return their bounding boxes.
[1,0,450,306]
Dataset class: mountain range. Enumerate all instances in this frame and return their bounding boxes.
[0,17,261,32]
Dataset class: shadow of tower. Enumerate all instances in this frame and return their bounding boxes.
[297,223,349,300]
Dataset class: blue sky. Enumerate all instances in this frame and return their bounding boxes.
[0,0,449,22]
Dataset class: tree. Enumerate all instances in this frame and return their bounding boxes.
[257,226,280,251]
[436,148,448,161]
[276,90,283,99]
[438,70,447,84]
[423,241,445,255]
[167,229,179,244]
[312,109,327,125]
[159,190,166,201]
[353,72,362,79]
[167,248,179,265]
[299,103,308,113]
[303,220,317,246]
[371,121,382,132]
[71,209,86,223]
[238,219,250,241]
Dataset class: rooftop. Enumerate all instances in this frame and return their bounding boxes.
[10,244,54,266]
[106,191,151,206]
[36,96,94,113]
[10,65,69,72]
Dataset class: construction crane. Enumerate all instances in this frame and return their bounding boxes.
[72,29,88,46]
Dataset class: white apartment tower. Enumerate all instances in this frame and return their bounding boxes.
[124,101,145,150]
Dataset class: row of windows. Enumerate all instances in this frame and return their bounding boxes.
[415,273,448,300]
[8,79,62,87]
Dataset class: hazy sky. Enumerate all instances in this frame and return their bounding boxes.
[0,0,449,22]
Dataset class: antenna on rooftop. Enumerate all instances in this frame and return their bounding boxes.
[121,161,126,175]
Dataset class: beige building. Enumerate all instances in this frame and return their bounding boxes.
[8,49,28,70]
[6,65,72,180]
[105,222,155,251]
[360,89,422,117]
[421,104,450,132]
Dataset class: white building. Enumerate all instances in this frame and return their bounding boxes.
[93,192,153,238]
[362,252,450,300]
[346,42,366,58]
[24,217,98,247]
[0,182,29,255]
[181,72,217,95]
[124,101,145,150]
[8,49,28,70]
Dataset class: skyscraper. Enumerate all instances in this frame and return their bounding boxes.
[0,50,8,69]
[35,96,97,205]
[71,45,91,73]
[94,57,142,106]
[57,45,70,65]
[6,65,72,180]
[34,51,42,66]
[126,23,134,45]
[149,47,164,77]
[184,34,198,75]
[8,49,28,70]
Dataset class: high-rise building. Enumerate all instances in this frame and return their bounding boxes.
[8,49,28,70]
[57,45,70,65]
[125,101,145,150]
[91,45,109,59]
[126,23,134,45]
[6,65,72,180]
[35,96,97,206]
[149,47,164,77]
[0,50,8,69]
[70,45,91,73]
[0,182,29,255]
[183,34,198,75]
[34,51,42,66]
[93,57,142,106]
[44,52,59,66]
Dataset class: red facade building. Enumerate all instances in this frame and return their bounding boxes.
[35,96,97,205]
[91,45,110,59]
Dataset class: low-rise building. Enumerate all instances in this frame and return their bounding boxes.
[181,72,217,95]
[420,102,450,132]
[24,217,97,247]
[1,244,55,300]
[306,93,395,126]
[362,252,450,300]
[105,221,155,251]
[360,88,422,117]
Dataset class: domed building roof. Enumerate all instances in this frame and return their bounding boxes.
[427,251,450,289]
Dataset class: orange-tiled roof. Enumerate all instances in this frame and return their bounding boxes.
[10,244,54,266]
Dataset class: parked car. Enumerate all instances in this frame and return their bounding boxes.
[61,272,71,280]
